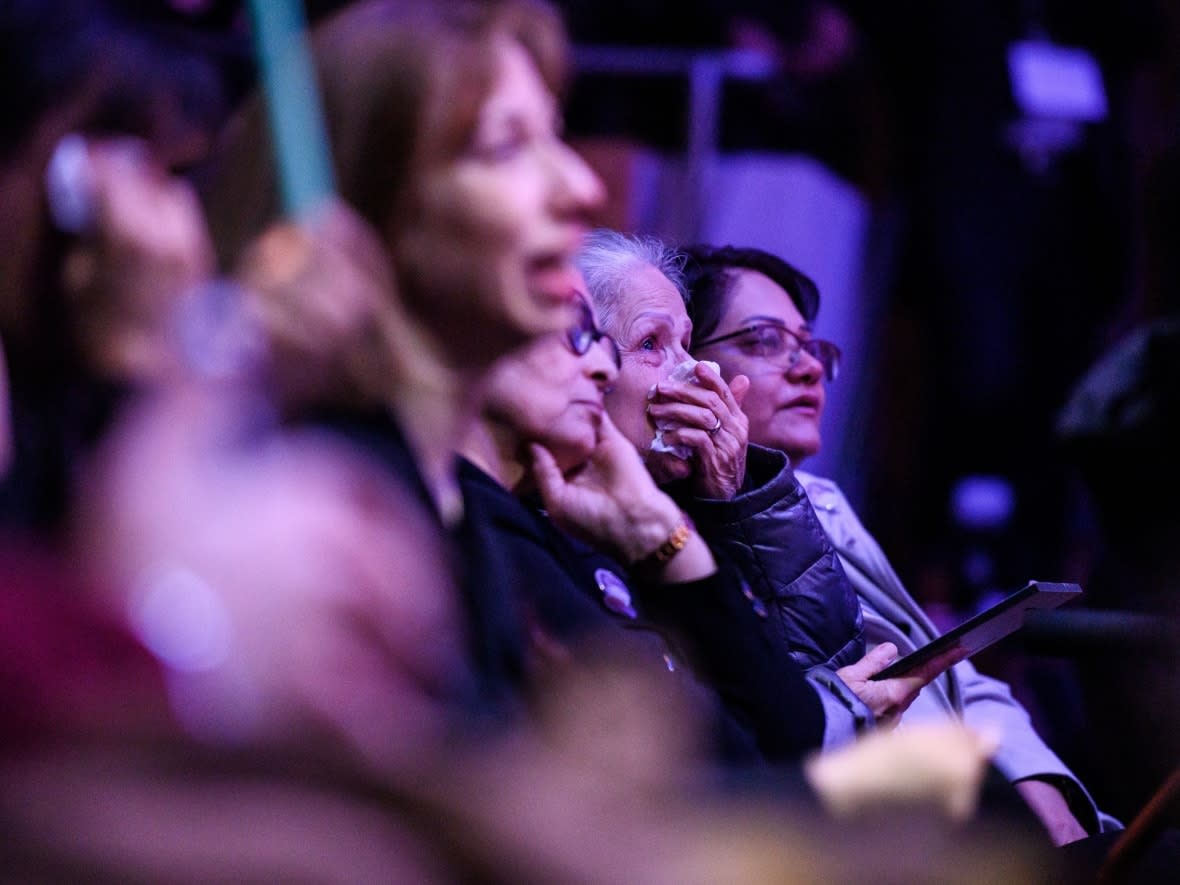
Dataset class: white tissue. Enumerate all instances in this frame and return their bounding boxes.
[649,358,720,459]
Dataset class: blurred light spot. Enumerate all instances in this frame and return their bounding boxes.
[951,475,1015,531]
[131,566,232,672]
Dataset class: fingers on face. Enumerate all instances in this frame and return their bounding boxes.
[647,401,721,432]
[655,377,731,413]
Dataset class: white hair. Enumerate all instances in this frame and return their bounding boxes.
[575,229,687,337]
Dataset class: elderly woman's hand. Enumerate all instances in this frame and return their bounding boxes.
[530,414,718,582]
[646,362,750,499]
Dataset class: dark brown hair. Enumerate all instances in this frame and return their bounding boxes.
[681,244,821,346]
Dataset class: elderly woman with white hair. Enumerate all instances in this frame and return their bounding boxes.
[576,229,957,741]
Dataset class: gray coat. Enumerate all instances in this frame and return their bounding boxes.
[798,470,1120,834]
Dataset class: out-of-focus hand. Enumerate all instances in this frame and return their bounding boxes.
[645,362,750,499]
[235,200,398,408]
[805,721,1000,821]
[836,642,966,729]
[60,138,215,379]
[1014,778,1089,845]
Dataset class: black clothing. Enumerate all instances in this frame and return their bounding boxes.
[667,444,865,670]
[457,458,826,763]
[310,408,528,724]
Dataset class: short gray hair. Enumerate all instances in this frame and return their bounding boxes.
[576,229,687,337]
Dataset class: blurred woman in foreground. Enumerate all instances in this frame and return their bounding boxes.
[204,0,605,720]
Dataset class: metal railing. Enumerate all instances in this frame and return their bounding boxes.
[572,46,777,239]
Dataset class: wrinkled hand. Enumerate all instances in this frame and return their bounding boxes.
[530,412,682,564]
[646,362,750,499]
[836,642,966,729]
[805,721,999,821]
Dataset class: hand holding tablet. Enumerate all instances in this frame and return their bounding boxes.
[869,582,1083,681]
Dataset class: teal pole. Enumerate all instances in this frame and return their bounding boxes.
[246,0,335,217]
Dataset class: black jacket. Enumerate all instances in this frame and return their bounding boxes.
[670,445,865,670]
[458,459,826,763]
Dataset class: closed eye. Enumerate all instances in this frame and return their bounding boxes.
[471,132,529,162]
[468,114,533,162]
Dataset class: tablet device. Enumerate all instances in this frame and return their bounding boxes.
[868,581,1082,681]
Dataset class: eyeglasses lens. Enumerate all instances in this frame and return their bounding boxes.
[759,327,839,381]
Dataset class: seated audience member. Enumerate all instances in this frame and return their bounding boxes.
[574,230,962,744]
[0,4,1057,879]
[0,0,234,537]
[203,0,606,721]
[462,280,1024,813]
[462,286,827,762]
[683,242,1118,844]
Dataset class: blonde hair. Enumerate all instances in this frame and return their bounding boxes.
[206,0,568,271]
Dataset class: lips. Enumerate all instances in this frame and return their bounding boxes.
[782,393,821,413]
[527,262,582,304]
[571,398,604,415]
[526,235,586,302]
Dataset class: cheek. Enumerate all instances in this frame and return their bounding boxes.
[401,176,523,294]
[606,370,656,449]
[742,374,780,418]
[546,409,599,459]
[435,168,523,244]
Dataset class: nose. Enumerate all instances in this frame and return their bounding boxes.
[549,140,606,217]
[788,345,824,385]
[670,341,693,371]
[584,336,619,390]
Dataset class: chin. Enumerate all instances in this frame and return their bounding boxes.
[760,418,821,464]
[783,437,820,466]
[549,437,597,473]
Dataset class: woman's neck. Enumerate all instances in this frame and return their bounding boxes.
[460,415,528,493]
[385,320,489,526]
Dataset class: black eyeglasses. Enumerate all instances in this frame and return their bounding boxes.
[694,322,840,381]
[565,300,621,369]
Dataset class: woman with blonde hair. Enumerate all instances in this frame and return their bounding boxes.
[204,0,604,718]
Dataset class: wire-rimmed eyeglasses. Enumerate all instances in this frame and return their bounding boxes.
[694,322,840,381]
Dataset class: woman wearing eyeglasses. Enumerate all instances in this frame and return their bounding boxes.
[683,243,1116,844]
[575,230,968,745]
[686,246,841,469]
[459,286,835,762]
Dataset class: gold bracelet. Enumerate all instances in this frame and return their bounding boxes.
[646,514,694,565]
